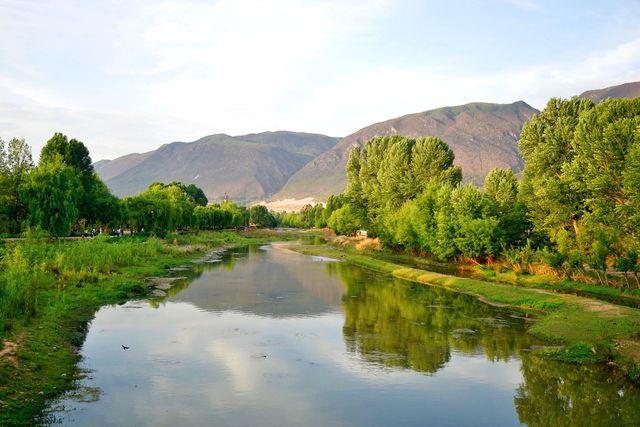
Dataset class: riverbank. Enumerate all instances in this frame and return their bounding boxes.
[0,230,303,426]
[292,242,640,381]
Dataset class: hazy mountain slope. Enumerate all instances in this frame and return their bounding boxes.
[99,134,313,202]
[93,152,153,182]
[578,81,640,103]
[236,131,339,157]
[276,101,538,200]
[97,82,639,205]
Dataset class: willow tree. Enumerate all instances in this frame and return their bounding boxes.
[40,133,120,227]
[20,155,80,236]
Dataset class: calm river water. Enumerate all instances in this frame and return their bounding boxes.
[46,242,640,426]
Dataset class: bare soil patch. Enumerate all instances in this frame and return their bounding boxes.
[0,334,24,367]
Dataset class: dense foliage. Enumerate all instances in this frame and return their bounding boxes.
[0,133,257,238]
[2,96,639,285]
[519,97,640,283]
[0,137,34,235]
[300,98,640,286]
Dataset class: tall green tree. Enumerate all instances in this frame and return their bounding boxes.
[518,97,593,244]
[39,133,117,226]
[0,137,34,234]
[20,155,80,236]
[185,184,208,206]
[410,137,462,190]
[84,176,122,227]
[249,205,276,227]
[519,97,640,276]
[124,182,197,235]
[345,135,462,237]
[327,204,361,235]
[40,133,93,175]
[484,168,529,246]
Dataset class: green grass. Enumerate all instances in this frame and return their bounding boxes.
[294,243,640,377]
[0,229,303,426]
[542,341,613,364]
[471,266,640,307]
[317,240,640,308]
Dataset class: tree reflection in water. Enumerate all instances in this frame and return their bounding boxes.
[330,261,640,425]
[515,355,640,426]
[331,261,535,372]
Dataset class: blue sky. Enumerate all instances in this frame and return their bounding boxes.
[1,0,639,160]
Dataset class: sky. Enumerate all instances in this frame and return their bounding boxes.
[1,0,640,161]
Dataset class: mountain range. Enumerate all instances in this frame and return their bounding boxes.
[94,132,338,203]
[95,81,640,206]
[578,81,640,104]
[275,101,538,200]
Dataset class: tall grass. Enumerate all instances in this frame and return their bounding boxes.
[0,236,177,340]
[0,230,302,341]
[165,229,299,247]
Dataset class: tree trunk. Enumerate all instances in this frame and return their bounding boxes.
[595,270,603,286]
[602,269,610,288]
[623,272,630,289]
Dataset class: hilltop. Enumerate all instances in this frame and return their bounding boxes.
[95,132,339,203]
[275,101,538,201]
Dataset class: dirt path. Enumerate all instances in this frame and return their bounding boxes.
[0,335,23,367]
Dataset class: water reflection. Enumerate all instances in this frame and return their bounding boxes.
[333,262,536,373]
[515,355,640,426]
[169,243,344,316]
[45,243,640,426]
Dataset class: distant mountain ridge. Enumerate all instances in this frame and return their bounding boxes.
[275,101,539,200]
[94,132,339,203]
[96,81,640,205]
[578,81,640,103]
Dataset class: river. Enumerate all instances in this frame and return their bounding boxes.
[45,242,640,426]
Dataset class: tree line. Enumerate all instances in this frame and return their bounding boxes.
[283,97,640,286]
[0,133,279,237]
[3,96,639,285]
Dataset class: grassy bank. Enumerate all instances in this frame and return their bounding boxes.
[0,229,301,426]
[346,245,640,308]
[294,243,640,380]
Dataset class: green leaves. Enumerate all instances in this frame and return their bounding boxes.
[343,135,463,237]
[40,133,93,175]
[192,201,248,230]
[327,204,361,236]
[0,137,34,235]
[249,205,276,227]
[337,135,519,261]
[124,181,202,235]
[518,97,640,279]
[19,155,80,236]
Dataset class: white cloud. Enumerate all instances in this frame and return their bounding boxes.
[0,99,209,161]
[137,0,390,129]
[287,36,640,135]
[1,1,640,159]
